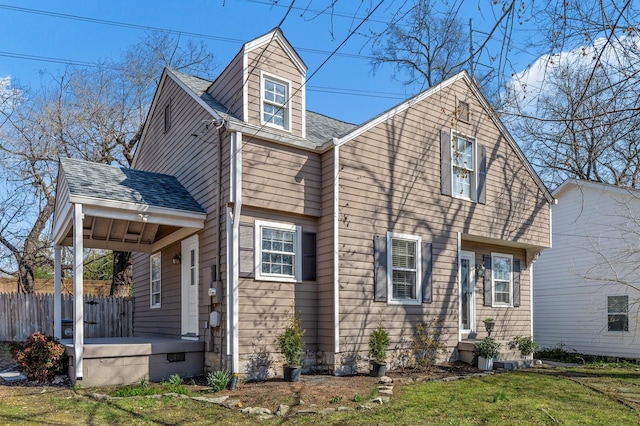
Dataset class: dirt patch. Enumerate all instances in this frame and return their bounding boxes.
[1,341,481,413]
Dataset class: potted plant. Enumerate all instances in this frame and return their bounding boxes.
[369,323,390,377]
[474,337,501,371]
[483,318,496,337]
[277,311,305,382]
[509,336,539,360]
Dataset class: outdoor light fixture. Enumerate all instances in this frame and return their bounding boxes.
[476,262,485,279]
[173,253,181,265]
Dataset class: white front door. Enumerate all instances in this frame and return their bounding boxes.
[181,235,199,339]
[460,251,476,334]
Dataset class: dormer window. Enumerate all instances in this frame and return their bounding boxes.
[261,73,290,130]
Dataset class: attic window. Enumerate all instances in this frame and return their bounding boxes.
[458,101,470,123]
[261,73,290,131]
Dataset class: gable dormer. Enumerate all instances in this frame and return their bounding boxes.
[207,29,307,139]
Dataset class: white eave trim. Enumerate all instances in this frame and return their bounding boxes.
[227,120,317,150]
[63,196,206,232]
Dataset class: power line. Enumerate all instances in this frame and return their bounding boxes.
[0,3,374,61]
[0,50,410,100]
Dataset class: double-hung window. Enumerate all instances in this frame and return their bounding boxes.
[150,253,161,308]
[607,295,629,332]
[452,133,475,199]
[255,220,301,282]
[388,232,422,304]
[262,73,289,130]
[492,253,512,307]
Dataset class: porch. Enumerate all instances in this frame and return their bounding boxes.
[64,337,205,387]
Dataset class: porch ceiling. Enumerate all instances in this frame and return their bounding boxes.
[52,158,207,252]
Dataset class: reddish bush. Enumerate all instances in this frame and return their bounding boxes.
[12,332,68,382]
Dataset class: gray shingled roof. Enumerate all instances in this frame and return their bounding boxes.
[306,111,357,145]
[60,158,205,214]
[170,69,358,146]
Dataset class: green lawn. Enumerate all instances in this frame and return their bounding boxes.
[1,366,638,425]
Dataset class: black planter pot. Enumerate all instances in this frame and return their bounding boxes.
[370,362,387,377]
[283,365,302,382]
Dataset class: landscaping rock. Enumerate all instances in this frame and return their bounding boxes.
[192,395,229,404]
[275,404,290,417]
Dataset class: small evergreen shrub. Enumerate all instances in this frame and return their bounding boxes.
[369,323,390,364]
[12,331,68,383]
[207,370,232,392]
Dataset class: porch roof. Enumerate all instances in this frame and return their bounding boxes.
[52,158,206,253]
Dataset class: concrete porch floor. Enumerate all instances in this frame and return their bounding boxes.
[63,336,205,387]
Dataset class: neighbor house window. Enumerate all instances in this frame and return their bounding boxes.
[150,253,161,308]
[255,220,301,282]
[607,295,629,332]
[492,253,512,307]
[388,232,422,304]
[261,73,289,130]
[452,133,475,199]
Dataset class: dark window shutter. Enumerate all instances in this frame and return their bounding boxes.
[477,144,487,204]
[373,235,388,302]
[239,224,255,277]
[302,232,317,281]
[421,242,433,304]
[483,254,492,306]
[513,258,521,307]
[440,129,452,196]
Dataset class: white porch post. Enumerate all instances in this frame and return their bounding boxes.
[53,246,62,339]
[73,203,84,380]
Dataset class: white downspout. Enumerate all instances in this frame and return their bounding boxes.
[73,203,84,380]
[226,131,242,374]
[332,142,340,355]
[53,246,62,339]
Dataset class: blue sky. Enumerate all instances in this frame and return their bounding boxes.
[0,0,537,125]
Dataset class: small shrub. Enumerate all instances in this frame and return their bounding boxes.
[167,374,183,386]
[508,336,539,356]
[369,323,390,364]
[474,337,501,359]
[412,317,448,371]
[12,332,68,383]
[207,370,232,392]
[277,310,305,366]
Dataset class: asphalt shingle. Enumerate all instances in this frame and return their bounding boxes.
[60,158,205,214]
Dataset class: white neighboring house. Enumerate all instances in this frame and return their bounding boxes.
[534,179,640,358]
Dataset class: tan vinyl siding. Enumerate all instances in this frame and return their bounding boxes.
[132,75,229,355]
[334,78,549,354]
[241,138,321,216]
[133,244,182,336]
[236,211,318,359]
[245,40,304,138]
[208,51,244,119]
[316,149,336,353]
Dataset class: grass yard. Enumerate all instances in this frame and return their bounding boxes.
[1,365,639,425]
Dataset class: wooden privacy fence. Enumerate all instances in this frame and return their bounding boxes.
[0,293,133,342]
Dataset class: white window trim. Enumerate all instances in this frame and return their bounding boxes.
[150,252,161,309]
[260,71,291,132]
[606,295,629,333]
[450,131,477,202]
[491,252,513,307]
[254,219,302,282]
[387,231,422,305]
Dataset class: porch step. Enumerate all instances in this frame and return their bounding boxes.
[458,340,477,364]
